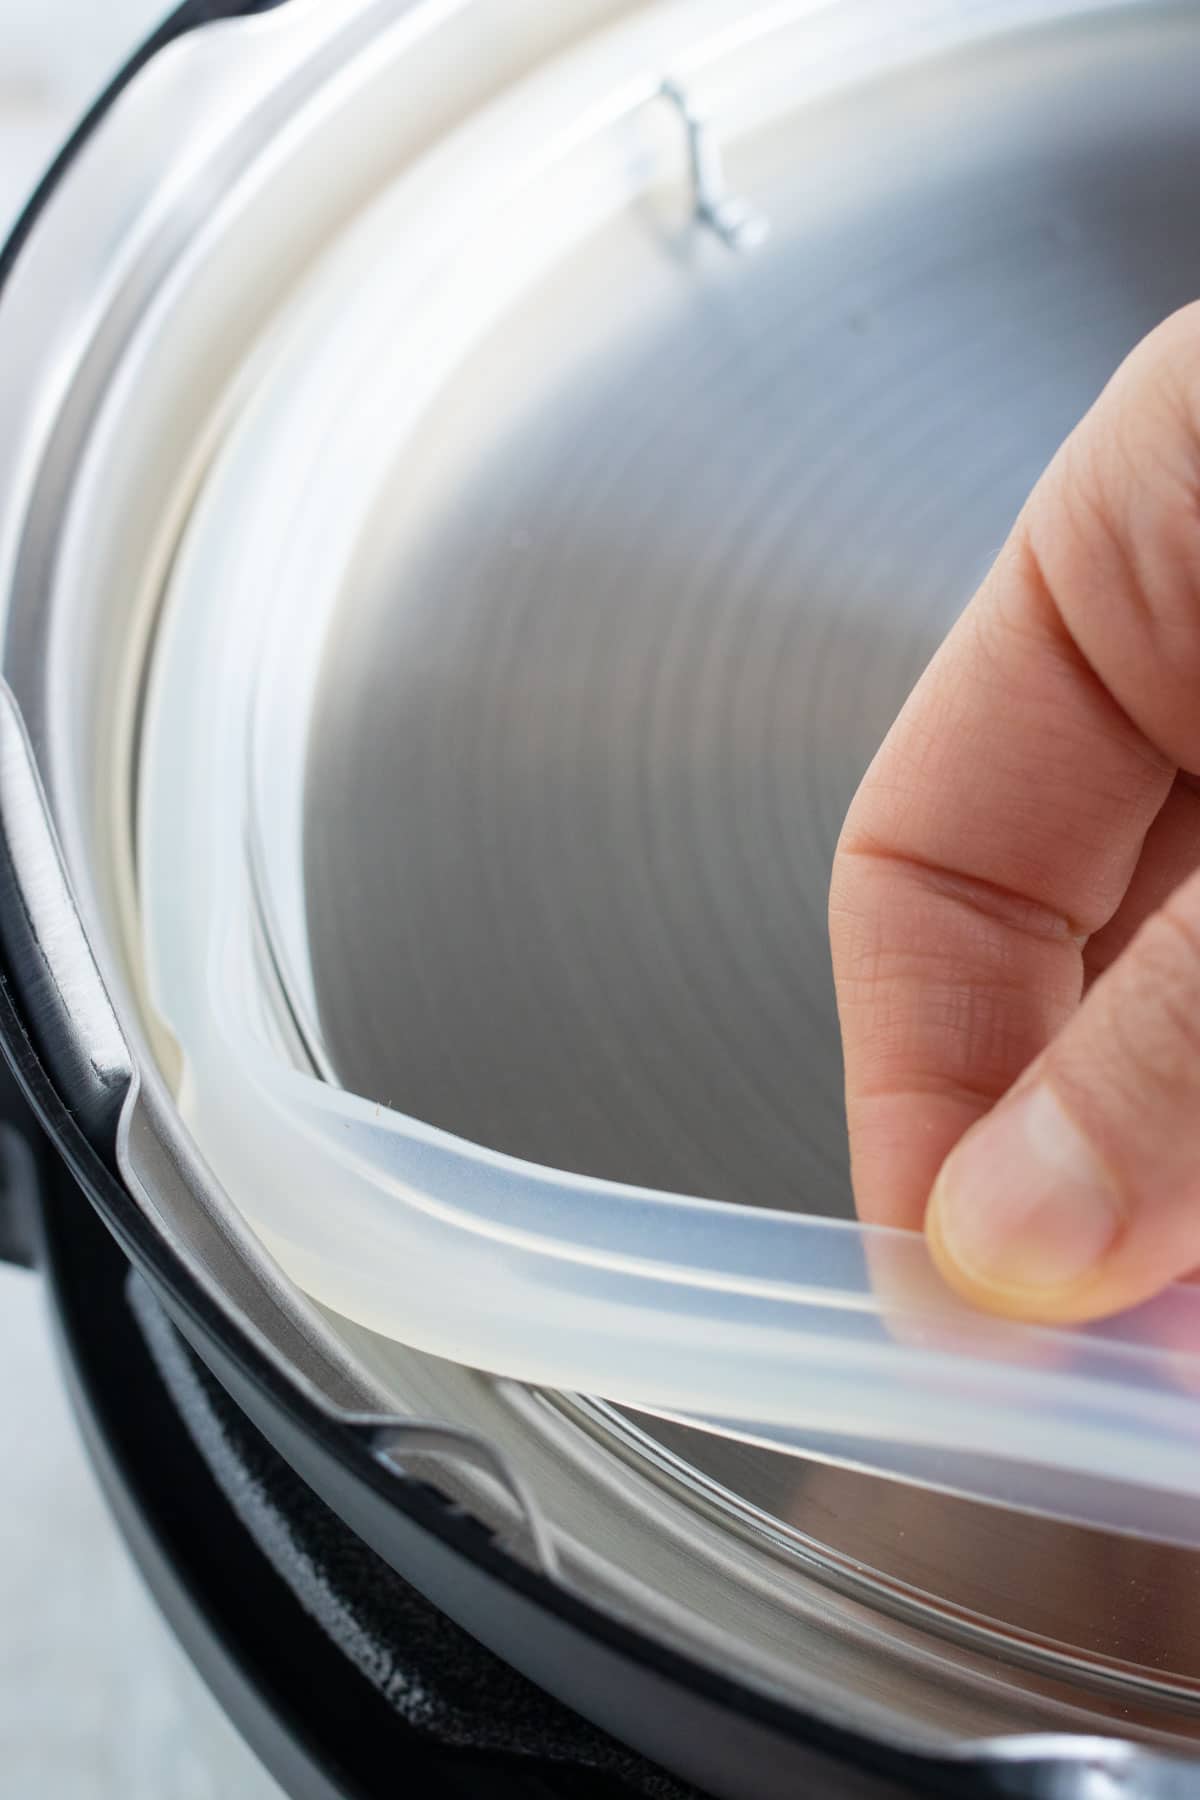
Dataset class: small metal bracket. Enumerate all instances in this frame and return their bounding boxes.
[363,1415,560,1581]
[963,1733,1198,1799]
[661,79,769,253]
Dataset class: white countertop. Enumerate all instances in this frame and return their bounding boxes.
[0,1268,283,1798]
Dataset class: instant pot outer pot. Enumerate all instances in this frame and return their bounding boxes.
[6,1,1200,1796]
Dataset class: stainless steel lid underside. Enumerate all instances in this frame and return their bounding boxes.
[300,0,1200,1742]
[308,7,1200,1209]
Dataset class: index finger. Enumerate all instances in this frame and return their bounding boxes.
[830,305,1200,1228]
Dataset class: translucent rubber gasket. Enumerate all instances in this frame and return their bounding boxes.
[138,0,1200,1547]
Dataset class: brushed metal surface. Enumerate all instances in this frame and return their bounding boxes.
[304,0,1200,1711]
[307,3,1200,1212]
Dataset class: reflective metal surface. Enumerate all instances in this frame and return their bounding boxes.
[307,2,1200,1212]
[614,1404,1200,1704]
[302,0,1200,1730]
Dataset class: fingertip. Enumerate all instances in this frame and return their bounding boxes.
[863,1213,1068,1372]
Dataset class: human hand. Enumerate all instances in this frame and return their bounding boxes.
[830,304,1200,1324]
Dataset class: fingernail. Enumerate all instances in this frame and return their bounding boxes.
[928,1082,1124,1296]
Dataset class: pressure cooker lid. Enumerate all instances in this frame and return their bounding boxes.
[8,0,1200,1780]
[138,0,1200,1548]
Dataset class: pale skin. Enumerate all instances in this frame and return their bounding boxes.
[830,302,1200,1324]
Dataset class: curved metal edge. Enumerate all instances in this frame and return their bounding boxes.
[0,679,132,1145]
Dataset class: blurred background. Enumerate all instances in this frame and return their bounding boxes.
[0,5,283,1794]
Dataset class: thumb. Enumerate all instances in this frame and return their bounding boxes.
[927,866,1200,1323]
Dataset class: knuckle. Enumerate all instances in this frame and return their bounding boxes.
[1098,900,1200,1098]
[1032,310,1200,706]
